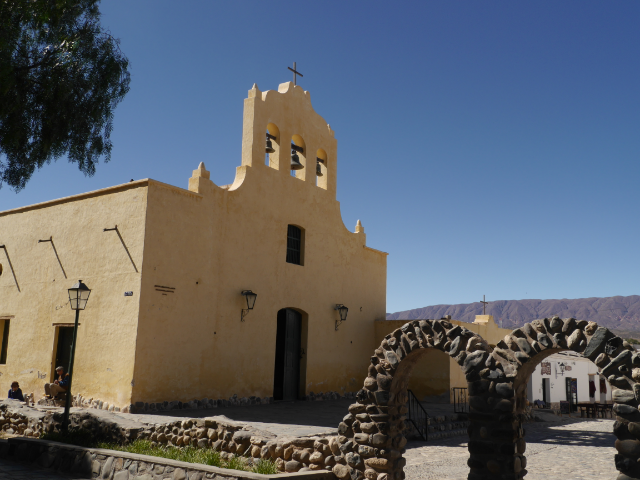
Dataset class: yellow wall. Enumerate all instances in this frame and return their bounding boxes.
[375,316,511,402]
[0,184,147,408]
[131,83,388,403]
[0,82,388,407]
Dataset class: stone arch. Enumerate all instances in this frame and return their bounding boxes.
[338,318,635,480]
[333,319,502,480]
[494,317,637,480]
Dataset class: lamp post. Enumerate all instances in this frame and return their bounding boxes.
[62,280,91,430]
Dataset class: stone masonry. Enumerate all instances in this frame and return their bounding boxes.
[334,318,638,480]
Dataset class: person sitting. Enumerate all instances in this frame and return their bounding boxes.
[8,381,24,401]
[44,366,70,398]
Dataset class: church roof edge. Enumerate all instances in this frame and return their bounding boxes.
[0,179,150,217]
[0,179,206,217]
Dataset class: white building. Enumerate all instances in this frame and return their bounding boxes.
[527,351,612,408]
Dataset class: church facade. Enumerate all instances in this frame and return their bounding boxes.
[0,82,388,411]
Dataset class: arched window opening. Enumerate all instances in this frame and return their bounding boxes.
[316,148,327,189]
[286,225,304,265]
[290,135,306,179]
[265,123,280,169]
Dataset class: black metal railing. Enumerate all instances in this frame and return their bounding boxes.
[452,387,468,413]
[407,389,429,441]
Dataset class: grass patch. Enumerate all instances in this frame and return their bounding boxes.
[252,458,280,475]
[99,440,225,468]
[40,433,279,473]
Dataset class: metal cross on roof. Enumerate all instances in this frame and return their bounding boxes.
[288,62,303,86]
[480,295,489,315]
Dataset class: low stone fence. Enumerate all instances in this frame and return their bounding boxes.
[0,437,336,480]
[0,400,47,438]
[0,401,345,474]
[132,418,344,474]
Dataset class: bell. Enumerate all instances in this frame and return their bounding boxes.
[316,161,323,176]
[291,150,304,170]
[265,138,275,154]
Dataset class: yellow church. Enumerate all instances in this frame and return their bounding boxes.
[0,81,509,412]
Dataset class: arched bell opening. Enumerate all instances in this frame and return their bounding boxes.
[316,148,328,189]
[265,123,280,169]
[290,134,306,179]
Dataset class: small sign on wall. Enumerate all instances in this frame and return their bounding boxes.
[124,291,133,297]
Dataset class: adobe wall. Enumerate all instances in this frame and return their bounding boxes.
[0,183,147,409]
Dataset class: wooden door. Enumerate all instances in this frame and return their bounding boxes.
[273,308,302,401]
[282,309,301,401]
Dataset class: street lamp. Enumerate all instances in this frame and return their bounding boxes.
[62,280,91,430]
[335,304,349,331]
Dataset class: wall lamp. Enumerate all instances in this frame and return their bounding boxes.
[558,362,566,376]
[335,304,349,331]
[241,290,258,321]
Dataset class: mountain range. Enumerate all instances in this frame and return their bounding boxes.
[386,295,640,338]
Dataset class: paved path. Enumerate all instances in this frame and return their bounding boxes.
[404,418,617,480]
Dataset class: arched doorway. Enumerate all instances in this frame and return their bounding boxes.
[273,308,306,401]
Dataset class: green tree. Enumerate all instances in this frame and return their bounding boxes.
[0,0,130,191]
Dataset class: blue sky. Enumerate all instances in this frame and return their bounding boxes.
[1,1,639,313]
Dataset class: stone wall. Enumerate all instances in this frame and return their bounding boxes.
[0,401,44,438]
[0,437,336,480]
[0,400,345,474]
[131,418,342,474]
